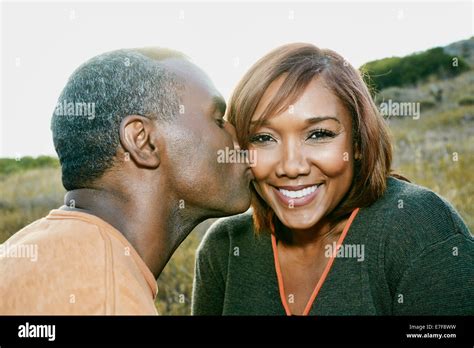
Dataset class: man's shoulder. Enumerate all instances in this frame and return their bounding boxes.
[3,211,112,267]
[0,211,110,314]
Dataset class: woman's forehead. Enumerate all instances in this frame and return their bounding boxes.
[251,76,350,127]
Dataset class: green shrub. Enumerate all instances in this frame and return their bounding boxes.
[458,96,474,106]
[419,99,437,110]
[0,156,59,176]
[362,47,470,92]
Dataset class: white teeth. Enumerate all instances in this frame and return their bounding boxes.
[279,185,319,199]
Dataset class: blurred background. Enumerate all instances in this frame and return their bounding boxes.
[1,0,473,314]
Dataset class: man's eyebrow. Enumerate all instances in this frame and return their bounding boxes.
[212,96,226,116]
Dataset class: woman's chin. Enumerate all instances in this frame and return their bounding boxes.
[276,211,323,231]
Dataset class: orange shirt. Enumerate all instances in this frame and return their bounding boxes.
[0,209,158,315]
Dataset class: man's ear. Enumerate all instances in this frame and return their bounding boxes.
[119,115,160,168]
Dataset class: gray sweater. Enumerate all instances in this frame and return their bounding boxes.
[192,177,474,315]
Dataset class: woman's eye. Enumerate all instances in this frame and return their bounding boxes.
[307,129,336,140]
[216,118,226,128]
[249,134,275,144]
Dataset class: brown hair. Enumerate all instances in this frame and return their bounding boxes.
[227,43,400,236]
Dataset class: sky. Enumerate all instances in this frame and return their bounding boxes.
[1,0,473,158]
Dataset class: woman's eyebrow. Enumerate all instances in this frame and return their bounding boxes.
[250,119,268,126]
[305,116,341,125]
[250,115,341,126]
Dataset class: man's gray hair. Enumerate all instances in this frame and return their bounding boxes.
[51,48,184,190]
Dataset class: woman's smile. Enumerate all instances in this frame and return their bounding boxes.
[271,183,323,207]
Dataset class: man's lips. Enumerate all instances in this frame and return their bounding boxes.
[271,183,323,207]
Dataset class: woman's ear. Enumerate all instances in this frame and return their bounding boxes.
[119,115,161,168]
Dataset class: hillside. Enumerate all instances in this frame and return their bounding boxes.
[362,37,473,91]
[444,36,474,67]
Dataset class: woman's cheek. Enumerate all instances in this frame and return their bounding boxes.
[306,143,352,177]
[249,147,275,180]
[249,147,277,200]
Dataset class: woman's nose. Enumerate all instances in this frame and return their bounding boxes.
[277,142,311,178]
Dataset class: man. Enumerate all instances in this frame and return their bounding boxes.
[0,48,252,314]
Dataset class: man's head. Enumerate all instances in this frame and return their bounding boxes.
[51,48,252,217]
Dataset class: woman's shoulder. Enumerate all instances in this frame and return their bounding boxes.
[197,210,256,255]
[382,176,452,206]
[364,176,472,249]
[382,176,468,224]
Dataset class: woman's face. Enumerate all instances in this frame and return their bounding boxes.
[249,76,356,231]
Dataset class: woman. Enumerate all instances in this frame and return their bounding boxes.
[191,43,473,315]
